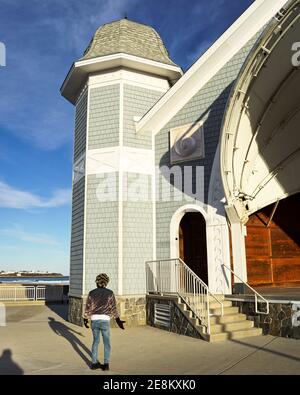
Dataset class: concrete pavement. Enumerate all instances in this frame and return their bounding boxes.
[0,304,300,375]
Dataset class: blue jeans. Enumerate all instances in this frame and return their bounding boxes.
[91,320,111,364]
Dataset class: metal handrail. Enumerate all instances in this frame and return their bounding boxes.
[222,264,269,314]
[145,258,224,334]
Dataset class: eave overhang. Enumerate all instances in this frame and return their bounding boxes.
[60,53,183,104]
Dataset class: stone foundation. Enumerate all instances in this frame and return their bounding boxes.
[68,296,83,326]
[68,295,146,327]
[231,299,300,339]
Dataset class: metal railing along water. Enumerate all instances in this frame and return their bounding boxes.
[0,285,46,301]
[35,286,46,300]
[222,264,269,314]
[146,258,224,334]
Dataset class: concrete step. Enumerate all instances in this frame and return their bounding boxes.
[177,302,187,311]
[176,297,262,343]
[209,300,232,309]
[209,327,262,342]
[210,313,247,325]
[183,294,225,302]
[189,300,232,310]
[210,320,253,334]
[210,306,239,316]
[183,310,193,319]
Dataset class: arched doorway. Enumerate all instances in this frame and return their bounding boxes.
[245,193,300,288]
[179,212,208,284]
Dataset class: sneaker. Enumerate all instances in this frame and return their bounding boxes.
[90,362,102,370]
[101,363,109,371]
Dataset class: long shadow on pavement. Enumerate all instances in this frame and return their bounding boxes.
[232,337,300,363]
[48,317,91,367]
[0,349,23,375]
[46,303,68,321]
[217,337,300,374]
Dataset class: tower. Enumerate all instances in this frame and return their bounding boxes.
[61,19,182,325]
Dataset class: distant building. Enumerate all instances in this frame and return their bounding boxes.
[62,0,300,339]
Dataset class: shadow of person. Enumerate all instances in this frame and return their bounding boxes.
[48,317,91,367]
[0,349,23,375]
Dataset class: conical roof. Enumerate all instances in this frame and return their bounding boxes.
[81,18,177,66]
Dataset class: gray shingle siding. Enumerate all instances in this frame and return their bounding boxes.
[70,177,85,296]
[122,173,153,294]
[84,174,119,294]
[88,84,120,149]
[123,84,164,149]
[74,90,87,162]
[155,33,260,260]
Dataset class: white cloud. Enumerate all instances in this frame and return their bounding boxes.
[0,224,59,246]
[0,181,71,209]
[0,0,138,151]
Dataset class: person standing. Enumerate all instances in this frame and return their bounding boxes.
[83,273,125,371]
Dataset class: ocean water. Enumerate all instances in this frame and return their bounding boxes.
[0,276,69,284]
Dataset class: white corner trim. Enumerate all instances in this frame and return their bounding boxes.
[82,85,91,297]
[136,0,288,136]
[152,133,156,261]
[118,82,124,296]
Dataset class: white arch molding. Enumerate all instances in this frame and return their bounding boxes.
[170,203,207,260]
[169,197,231,294]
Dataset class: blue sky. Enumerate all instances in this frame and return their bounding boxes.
[0,0,253,275]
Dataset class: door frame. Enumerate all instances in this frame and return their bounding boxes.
[170,204,232,293]
[170,204,208,283]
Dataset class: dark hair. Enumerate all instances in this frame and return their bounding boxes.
[95,273,109,288]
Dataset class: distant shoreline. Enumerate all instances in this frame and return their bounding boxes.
[0,274,64,278]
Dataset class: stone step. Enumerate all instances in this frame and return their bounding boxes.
[210,319,253,334]
[210,313,247,325]
[210,306,239,316]
[208,327,262,343]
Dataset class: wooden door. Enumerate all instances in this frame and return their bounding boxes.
[245,193,300,287]
[179,212,208,284]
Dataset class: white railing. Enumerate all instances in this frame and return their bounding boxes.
[146,258,224,334]
[36,286,46,300]
[222,264,269,314]
[0,286,46,301]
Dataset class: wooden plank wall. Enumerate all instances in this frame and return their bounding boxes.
[245,193,300,287]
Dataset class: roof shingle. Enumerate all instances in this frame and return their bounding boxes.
[81,18,177,66]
